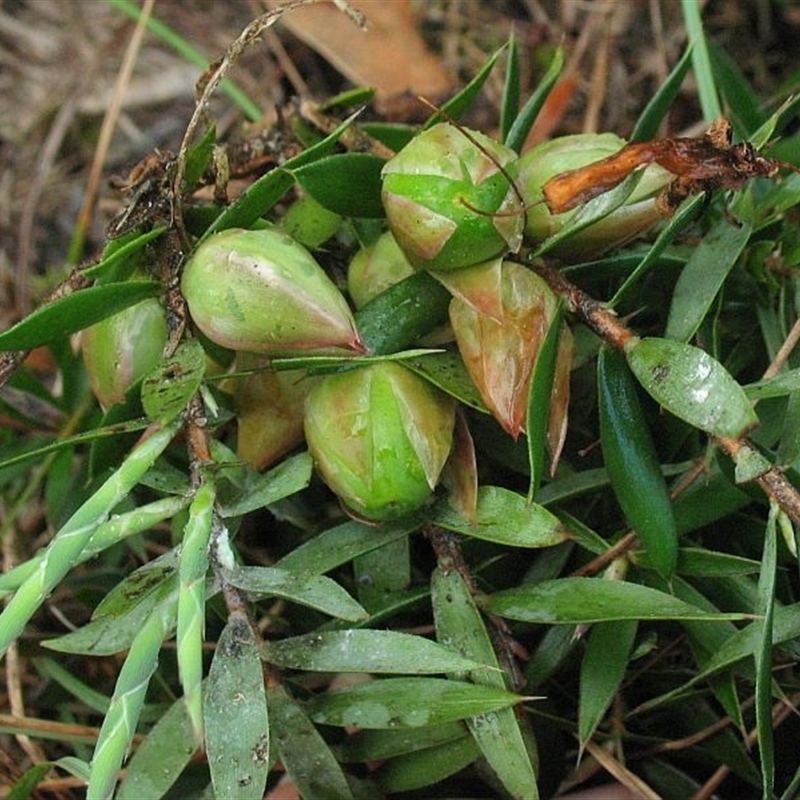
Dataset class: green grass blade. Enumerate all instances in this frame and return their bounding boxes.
[680,0,721,120]
[0,419,181,661]
[87,606,167,800]
[105,0,261,121]
[755,505,778,799]
[177,476,216,742]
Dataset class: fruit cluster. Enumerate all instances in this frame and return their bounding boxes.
[83,123,668,520]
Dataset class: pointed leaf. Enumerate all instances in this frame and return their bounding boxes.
[0,281,162,351]
[306,677,522,729]
[292,153,386,217]
[141,338,205,424]
[204,615,269,800]
[224,565,367,621]
[266,630,484,674]
[484,578,752,623]
[578,620,638,748]
[269,685,353,800]
[598,346,678,576]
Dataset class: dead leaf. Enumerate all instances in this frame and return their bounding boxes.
[268,0,453,108]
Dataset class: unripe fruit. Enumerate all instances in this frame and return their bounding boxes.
[304,361,456,521]
[347,231,415,308]
[517,133,670,256]
[82,297,168,409]
[181,227,363,354]
[234,354,320,471]
[381,123,523,271]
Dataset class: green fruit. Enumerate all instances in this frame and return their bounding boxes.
[181,227,362,354]
[304,362,456,520]
[381,123,523,271]
[82,297,167,409]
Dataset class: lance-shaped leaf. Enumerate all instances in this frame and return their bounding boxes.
[624,336,758,439]
[306,677,522,729]
[598,346,678,577]
[204,614,269,800]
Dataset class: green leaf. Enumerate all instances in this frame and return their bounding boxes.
[578,620,637,749]
[292,153,386,218]
[433,485,568,548]
[425,46,503,128]
[141,338,206,424]
[665,205,752,342]
[533,169,643,257]
[204,615,269,800]
[183,123,216,192]
[306,677,522,729]
[117,695,198,800]
[505,46,564,152]
[598,346,678,577]
[275,516,422,576]
[269,685,354,800]
[431,567,539,798]
[266,630,485,674]
[483,577,752,624]
[220,451,313,517]
[755,506,778,799]
[527,303,565,501]
[377,735,480,793]
[202,112,359,239]
[499,32,520,144]
[355,271,451,356]
[625,336,759,439]
[224,565,367,621]
[405,350,488,412]
[0,281,162,351]
[83,227,166,281]
[339,723,467,762]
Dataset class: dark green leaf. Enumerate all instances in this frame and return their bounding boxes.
[355,271,451,355]
[224,565,367,621]
[183,124,216,192]
[265,630,483,674]
[275,517,421,575]
[292,153,386,218]
[203,112,359,239]
[505,47,564,152]
[664,204,752,343]
[598,346,678,577]
[425,46,503,128]
[269,685,354,800]
[499,32,520,144]
[0,282,162,351]
[83,227,166,281]
[578,620,637,748]
[220,451,313,517]
[377,736,480,793]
